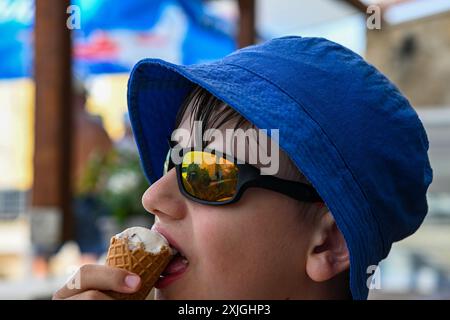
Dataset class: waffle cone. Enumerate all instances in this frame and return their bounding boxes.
[105,236,173,300]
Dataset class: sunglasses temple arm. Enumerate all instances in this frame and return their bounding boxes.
[249,176,323,203]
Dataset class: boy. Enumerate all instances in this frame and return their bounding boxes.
[54,36,432,300]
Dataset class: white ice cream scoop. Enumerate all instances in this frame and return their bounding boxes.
[114,226,176,255]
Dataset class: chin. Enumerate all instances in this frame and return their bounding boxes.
[154,288,192,300]
[154,289,166,300]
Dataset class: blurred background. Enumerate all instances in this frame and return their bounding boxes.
[0,0,449,299]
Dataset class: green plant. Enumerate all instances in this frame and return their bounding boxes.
[77,147,149,225]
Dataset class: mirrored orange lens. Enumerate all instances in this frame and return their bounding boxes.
[181,151,238,202]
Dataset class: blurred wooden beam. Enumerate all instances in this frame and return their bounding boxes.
[341,0,368,13]
[33,0,74,243]
[238,0,256,48]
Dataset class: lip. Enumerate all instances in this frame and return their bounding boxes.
[151,224,189,289]
[154,256,188,289]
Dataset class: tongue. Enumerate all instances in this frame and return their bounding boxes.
[162,255,188,275]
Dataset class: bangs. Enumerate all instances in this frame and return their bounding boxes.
[174,85,254,146]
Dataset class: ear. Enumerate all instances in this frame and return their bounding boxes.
[306,212,350,282]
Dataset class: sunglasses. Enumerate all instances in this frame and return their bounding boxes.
[163,146,323,206]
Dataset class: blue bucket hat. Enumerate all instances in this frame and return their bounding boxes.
[127,36,433,300]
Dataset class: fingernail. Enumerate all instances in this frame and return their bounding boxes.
[125,274,140,289]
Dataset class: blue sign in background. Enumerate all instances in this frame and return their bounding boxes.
[0,0,236,79]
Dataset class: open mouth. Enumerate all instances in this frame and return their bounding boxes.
[151,224,190,289]
[161,251,189,276]
[155,250,189,289]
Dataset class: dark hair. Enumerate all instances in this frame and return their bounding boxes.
[175,85,254,148]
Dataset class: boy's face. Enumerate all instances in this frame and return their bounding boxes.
[142,118,319,299]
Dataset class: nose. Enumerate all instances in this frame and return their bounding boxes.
[142,168,187,221]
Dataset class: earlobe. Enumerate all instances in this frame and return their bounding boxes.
[305,212,350,282]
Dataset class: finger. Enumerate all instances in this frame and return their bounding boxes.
[53,264,141,299]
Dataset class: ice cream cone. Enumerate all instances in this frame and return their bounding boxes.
[105,227,174,300]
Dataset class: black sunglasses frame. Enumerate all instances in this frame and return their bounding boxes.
[164,146,323,206]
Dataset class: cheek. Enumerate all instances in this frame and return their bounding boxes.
[189,192,310,296]
[191,208,243,274]
[192,211,268,297]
